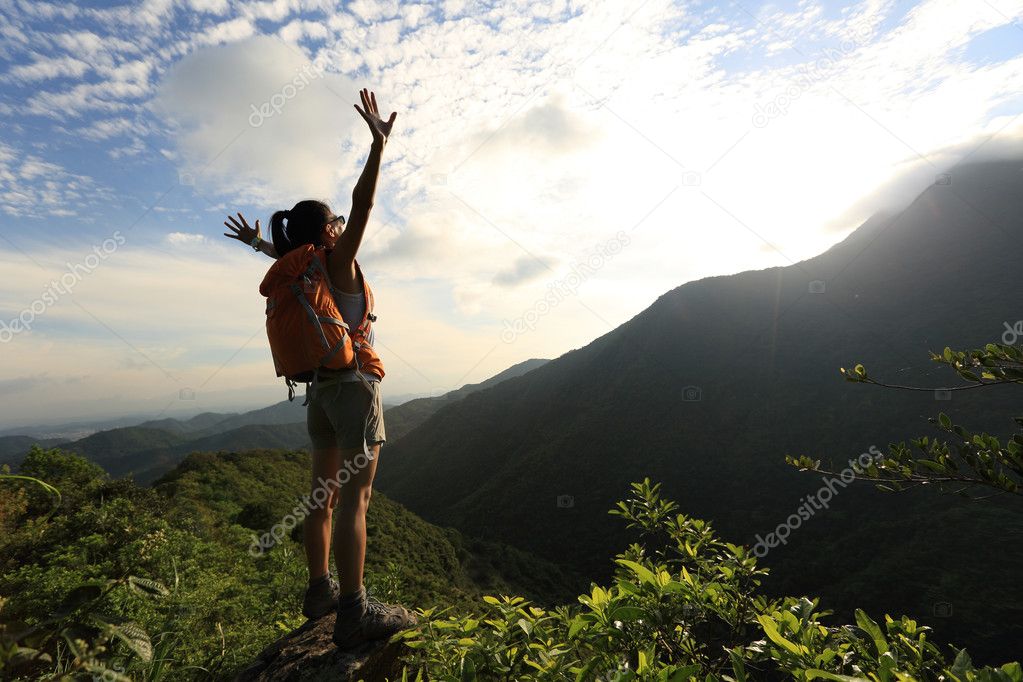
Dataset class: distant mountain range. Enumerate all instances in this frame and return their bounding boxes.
[372,157,1023,662]
[0,383,496,443]
[1,358,549,484]
[0,435,69,465]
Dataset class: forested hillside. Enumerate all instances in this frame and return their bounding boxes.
[0,446,581,679]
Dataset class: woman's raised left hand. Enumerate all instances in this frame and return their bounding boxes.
[354,87,396,146]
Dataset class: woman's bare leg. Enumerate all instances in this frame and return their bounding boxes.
[333,442,381,595]
[304,445,341,581]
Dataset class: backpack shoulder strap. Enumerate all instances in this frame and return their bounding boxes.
[354,258,377,321]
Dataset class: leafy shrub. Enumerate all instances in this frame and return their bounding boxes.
[396,479,1023,682]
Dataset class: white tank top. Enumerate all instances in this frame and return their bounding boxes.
[325,289,379,383]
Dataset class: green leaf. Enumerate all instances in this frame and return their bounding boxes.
[949,649,973,676]
[615,559,656,585]
[611,606,648,622]
[727,647,748,682]
[574,658,601,682]
[668,664,702,681]
[854,609,888,655]
[127,576,170,598]
[92,618,153,663]
[120,621,153,662]
[998,662,1022,682]
[756,614,803,656]
[917,459,948,473]
[567,617,589,638]
[6,646,52,667]
[637,648,649,673]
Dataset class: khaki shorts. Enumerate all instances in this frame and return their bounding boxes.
[307,378,386,452]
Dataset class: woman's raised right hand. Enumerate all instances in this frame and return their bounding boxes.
[223,212,261,245]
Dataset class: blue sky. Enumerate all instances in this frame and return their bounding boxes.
[1,0,1022,428]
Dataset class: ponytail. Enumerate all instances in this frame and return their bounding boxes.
[270,209,292,256]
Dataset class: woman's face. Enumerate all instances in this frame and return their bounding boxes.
[321,214,344,248]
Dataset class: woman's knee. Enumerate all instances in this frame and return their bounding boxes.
[306,498,333,522]
[308,478,339,511]
[336,484,373,514]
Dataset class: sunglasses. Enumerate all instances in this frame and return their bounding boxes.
[324,214,345,228]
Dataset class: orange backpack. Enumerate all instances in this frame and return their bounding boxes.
[258,244,384,401]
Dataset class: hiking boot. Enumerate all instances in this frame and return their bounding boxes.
[302,573,340,619]
[332,586,418,649]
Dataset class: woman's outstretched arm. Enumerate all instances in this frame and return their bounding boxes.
[329,88,397,291]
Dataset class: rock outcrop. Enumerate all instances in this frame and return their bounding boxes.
[235,615,413,681]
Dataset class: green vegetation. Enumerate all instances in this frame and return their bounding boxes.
[2,449,1020,680]
[0,446,578,680]
[398,480,1022,681]
[789,341,1023,498]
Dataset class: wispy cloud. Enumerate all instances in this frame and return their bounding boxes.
[0,141,115,219]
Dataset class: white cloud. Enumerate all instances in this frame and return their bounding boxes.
[23,56,155,119]
[149,34,364,205]
[0,141,114,218]
[7,1,81,21]
[72,116,145,142]
[277,18,330,43]
[197,17,258,46]
[3,53,91,82]
[107,138,150,160]
[236,0,306,22]
[187,0,232,14]
[399,3,431,30]
[85,0,177,28]
[49,30,140,60]
[166,231,207,244]
[348,0,400,23]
